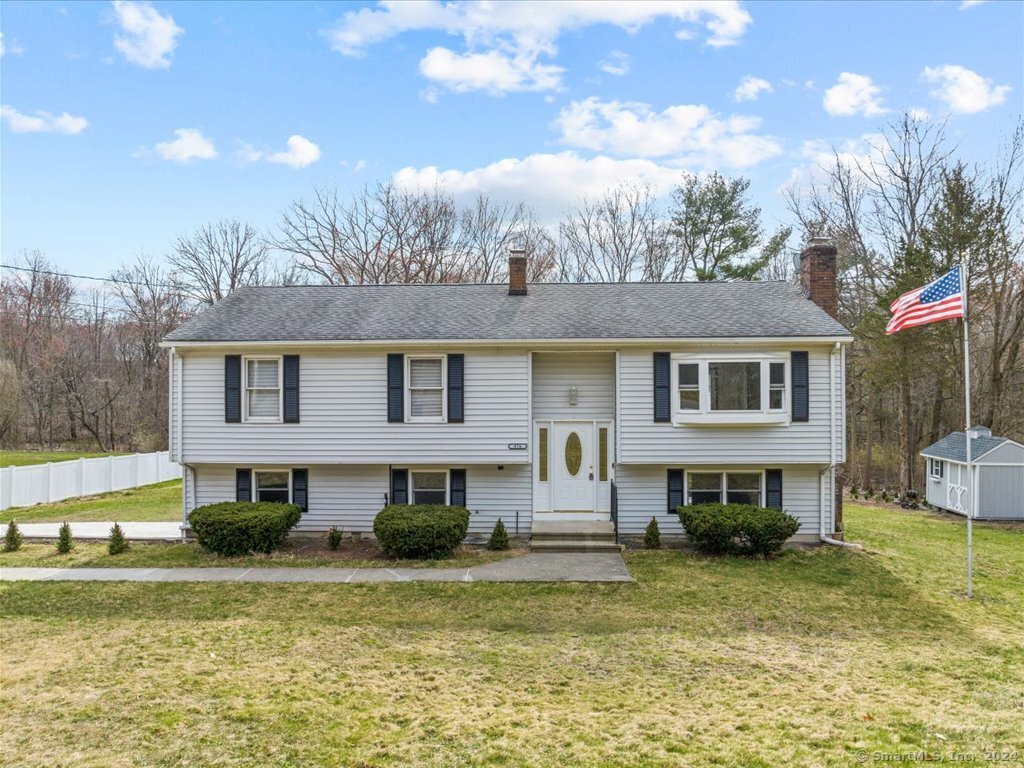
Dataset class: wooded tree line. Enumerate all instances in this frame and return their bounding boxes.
[2,112,1021,495]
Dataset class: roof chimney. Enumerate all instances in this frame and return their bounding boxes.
[799,236,838,320]
[508,248,527,296]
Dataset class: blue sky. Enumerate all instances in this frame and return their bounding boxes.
[2,0,1021,276]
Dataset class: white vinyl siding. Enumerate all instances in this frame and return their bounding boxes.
[179,348,529,465]
[619,346,841,464]
[614,464,826,537]
[532,352,615,421]
[189,463,531,535]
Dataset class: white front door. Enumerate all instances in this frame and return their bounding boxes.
[552,422,594,512]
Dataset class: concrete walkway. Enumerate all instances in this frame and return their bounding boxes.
[12,521,181,541]
[0,553,632,584]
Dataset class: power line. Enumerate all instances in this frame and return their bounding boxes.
[0,263,179,290]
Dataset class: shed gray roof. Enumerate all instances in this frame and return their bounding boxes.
[920,430,1010,463]
[164,281,850,343]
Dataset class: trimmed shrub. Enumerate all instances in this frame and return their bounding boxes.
[328,526,343,551]
[644,517,661,549]
[4,520,23,552]
[373,504,470,559]
[677,503,799,557]
[189,502,301,556]
[57,521,74,554]
[488,519,509,551]
[108,523,129,555]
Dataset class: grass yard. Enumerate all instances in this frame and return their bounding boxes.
[1,503,1021,767]
[0,540,523,570]
[0,479,181,524]
[0,449,126,468]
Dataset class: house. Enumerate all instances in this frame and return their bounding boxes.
[161,240,851,547]
[920,427,1024,521]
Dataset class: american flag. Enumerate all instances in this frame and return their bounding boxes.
[885,266,965,334]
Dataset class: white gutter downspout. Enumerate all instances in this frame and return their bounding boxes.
[821,341,862,549]
[173,349,193,543]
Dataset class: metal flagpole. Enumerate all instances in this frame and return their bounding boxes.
[961,263,973,599]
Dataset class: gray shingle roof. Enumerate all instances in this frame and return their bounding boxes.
[163,281,850,343]
[920,431,1009,463]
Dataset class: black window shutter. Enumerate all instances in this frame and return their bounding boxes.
[391,468,408,505]
[387,354,404,423]
[292,468,308,513]
[236,468,252,502]
[447,354,464,423]
[766,469,783,510]
[450,468,466,507]
[654,352,671,423]
[283,355,300,423]
[225,355,242,423]
[791,351,809,422]
[667,469,684,514]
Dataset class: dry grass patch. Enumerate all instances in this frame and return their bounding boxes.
[0,504,1021,767]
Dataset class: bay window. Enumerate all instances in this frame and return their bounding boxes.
[672,354,789,424]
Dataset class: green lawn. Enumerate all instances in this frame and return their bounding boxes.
[0,541,523,570]
[0,479,181,524]
[0,449,127,468]
[1,503,1021,767]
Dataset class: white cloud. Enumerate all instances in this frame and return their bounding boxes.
[1,33,25,57]
[733,75,772,102]
[393,151,682,216]
[823,72,887,117]
[555,98,782,168]
[907,107,931,121]
[324,1,752,95]
[266,135,322,168]
[959,0,986,9]
[599,50,630,77]
[921,64,1010,114]
[0,105,88,134]
[151,128,217,162]
[112,0,183,69]
[419,47,563,94]
[782,133,885,192]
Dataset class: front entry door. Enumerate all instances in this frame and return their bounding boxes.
[553,422,594,512]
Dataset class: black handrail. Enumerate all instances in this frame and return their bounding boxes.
[610,480,619,545]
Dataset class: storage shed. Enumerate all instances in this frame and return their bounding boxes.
[920,426,1024,521]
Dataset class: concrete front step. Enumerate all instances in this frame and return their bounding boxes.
[530,520,619,552]
[530,539,623,553]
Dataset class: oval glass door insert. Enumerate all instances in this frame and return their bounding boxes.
[564,431,583,476]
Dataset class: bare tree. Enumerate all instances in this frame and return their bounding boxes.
[169,219,272,304]
[559,184,668,282]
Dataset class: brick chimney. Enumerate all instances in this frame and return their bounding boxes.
[508,248,527,296]
[799,237,838,320]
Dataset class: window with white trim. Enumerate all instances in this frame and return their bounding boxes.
[254,470,290,504]
[411,470,447,505]
[686,471,762,506]
[407,356,445,422]
[672,354,788,423]
[244,357,282,422]
[930,459,944,479]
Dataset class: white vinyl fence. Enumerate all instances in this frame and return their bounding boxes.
[0,451,180,511]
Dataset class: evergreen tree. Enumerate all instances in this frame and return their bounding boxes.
[4,520,23,552]
[56,521,73,554]
[108,523,129,555]
[488,519,509,551]
[644,518,661,549]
